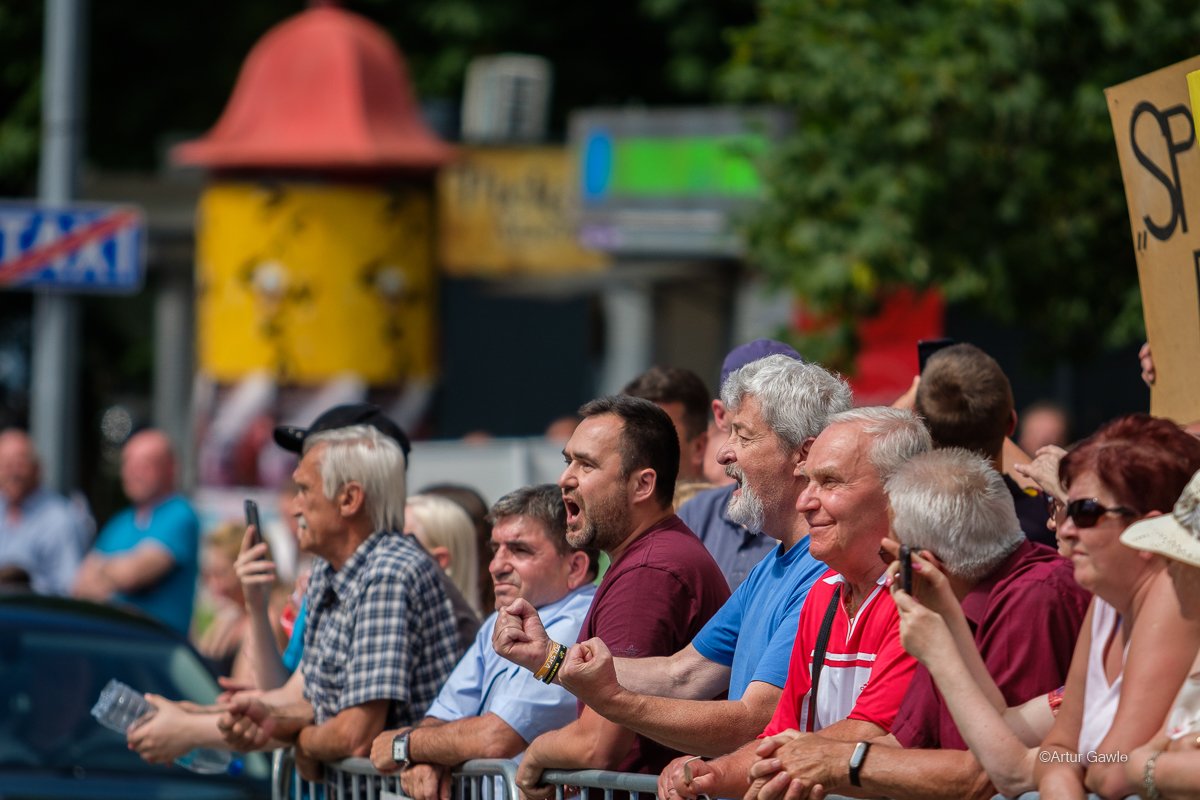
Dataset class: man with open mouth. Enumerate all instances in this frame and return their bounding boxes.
[493,394,729,797]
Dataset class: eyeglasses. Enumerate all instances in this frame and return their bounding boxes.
[1064,498,1138,529]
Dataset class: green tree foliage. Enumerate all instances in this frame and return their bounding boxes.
[723,0,1200,366]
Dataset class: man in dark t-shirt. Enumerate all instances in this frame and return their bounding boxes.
[493,395,729,793]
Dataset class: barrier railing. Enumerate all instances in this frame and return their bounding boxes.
[542,768,659,800]
[271,750,520,800]
[270,750,659,800]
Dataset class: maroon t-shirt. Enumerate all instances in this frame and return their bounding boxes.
[892,539,1090,750]
[577,514,731,773]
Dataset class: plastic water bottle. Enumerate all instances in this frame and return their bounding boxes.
[90,679,153,732]
[90,679,237,775]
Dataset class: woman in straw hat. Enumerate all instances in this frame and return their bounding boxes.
[1120,466,1200,799]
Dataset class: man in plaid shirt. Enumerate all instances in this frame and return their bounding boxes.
[220,415,458,780]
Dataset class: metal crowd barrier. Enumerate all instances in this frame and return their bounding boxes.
[542,769,659,800]
[270,750,660,800]
[271,750,520,800]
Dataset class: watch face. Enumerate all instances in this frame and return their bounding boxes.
[392,734,408,764]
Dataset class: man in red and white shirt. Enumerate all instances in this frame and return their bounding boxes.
[666,407,930,800]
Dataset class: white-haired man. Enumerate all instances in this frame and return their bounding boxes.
[742,448,1090,800]
[668,407,931,800]
[218,422,459,781]
[682,339,805,589]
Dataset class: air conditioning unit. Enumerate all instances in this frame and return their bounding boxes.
[461,55,552,143]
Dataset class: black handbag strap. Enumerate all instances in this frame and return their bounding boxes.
[807,583,842,732]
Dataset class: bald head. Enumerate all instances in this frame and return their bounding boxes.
[121,430,177,508]
[0,429,40,505]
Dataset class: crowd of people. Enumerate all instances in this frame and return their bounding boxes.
[5,336,1200,800]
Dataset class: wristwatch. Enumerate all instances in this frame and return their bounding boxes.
[392,730,412,769]
[848,741,871,787]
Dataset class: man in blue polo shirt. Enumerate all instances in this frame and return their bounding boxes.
[73,429,199,634]
[513,355,852,760]
[680,339,806,589]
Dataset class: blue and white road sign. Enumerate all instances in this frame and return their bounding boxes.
[0,201,146,293]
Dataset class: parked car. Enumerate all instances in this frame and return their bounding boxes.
[0,592,271,799]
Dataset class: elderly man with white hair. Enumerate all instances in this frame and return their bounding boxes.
[667,407,932,800]
[218,420,460,781]
[741,448,1090,800]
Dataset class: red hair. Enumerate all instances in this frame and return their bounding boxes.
[1060,413,1200,514]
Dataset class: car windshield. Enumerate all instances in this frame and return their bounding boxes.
[0,617,268,779]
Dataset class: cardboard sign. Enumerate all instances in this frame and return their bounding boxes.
[1107,55,1200,422]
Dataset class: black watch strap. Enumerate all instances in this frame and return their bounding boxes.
[848,741,871,787]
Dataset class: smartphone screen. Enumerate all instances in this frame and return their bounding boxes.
[243,499,263,546]
[917,337,956,373]
[899,544,913,595]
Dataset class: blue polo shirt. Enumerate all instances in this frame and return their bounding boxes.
[691,536,825,698]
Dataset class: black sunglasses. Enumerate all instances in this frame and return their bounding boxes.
[1064,498,1138,529]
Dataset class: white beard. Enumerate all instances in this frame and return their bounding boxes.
[727,479,765,531]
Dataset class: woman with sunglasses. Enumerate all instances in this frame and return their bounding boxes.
[890,414,1200,799]
[1036,414,1200,798]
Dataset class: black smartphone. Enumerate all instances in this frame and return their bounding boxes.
[917,337,956,372]
[243,499,263,546]
[899,544,913,595]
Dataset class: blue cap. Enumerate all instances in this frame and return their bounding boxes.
[719,338,804,389]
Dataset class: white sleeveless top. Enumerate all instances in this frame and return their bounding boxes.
[1078,598,1128,756]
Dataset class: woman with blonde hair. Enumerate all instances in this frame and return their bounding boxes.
[406,493,482,616]
[194,521,254,681]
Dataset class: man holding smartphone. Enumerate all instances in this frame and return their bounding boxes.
[216,411,460,785]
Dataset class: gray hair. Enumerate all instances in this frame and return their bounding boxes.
[304,424,407,533]
[826,406,932,481]
[886,448,1024,582]
[721,355,853,450]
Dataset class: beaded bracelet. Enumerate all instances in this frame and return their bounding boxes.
[1142,750,1163,800]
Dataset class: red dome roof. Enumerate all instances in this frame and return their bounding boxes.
[172,6,453,170]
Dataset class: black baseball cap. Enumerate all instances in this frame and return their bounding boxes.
[273,403,412,458]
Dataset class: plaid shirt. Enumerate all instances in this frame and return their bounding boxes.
[301,531,458,728]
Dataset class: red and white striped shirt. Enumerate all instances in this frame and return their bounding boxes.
[762,569,917,735]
